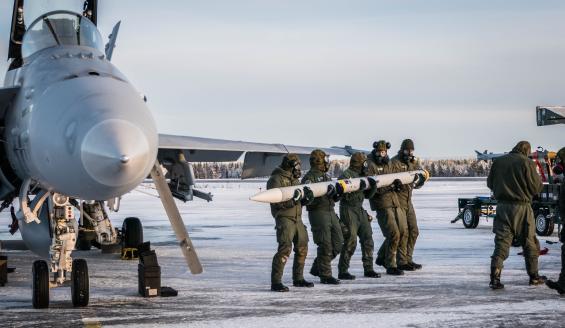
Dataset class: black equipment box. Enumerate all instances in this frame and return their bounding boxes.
[138,264,161,297]
[0,255,7,287]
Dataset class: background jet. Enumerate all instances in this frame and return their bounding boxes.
[537,106,565,126]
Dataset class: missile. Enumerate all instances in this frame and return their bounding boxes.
[250,170,429,204]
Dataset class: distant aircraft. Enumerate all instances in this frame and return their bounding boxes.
[536,106,565,126]
[475,150,506,162]
[0,0,361,308]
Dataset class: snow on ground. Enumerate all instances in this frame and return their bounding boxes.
[0,179,564,327]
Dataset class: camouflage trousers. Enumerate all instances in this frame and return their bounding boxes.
[397,202,419,266]
[491,203,540,276]
[338,205,375,274]
[308,210,344,278]
[376,207,407,269]
[271,217,309,284]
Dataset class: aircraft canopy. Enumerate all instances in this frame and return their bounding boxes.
[21,11,103,58]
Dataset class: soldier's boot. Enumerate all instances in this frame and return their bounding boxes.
[386,267,405,276]
[545,279,565,294]
[364,269,381,278]
[293,279,314,288]
[410,261,423,270]
[271,283,289,292]
[310,259,320,277]
[489,267,504,290]
[529,273,547,286]
[338,272,356,280]
[320,276,341,285]
[398,263,417,271]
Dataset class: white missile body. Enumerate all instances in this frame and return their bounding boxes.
[250,170,429,204]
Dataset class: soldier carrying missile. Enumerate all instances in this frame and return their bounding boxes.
[392,139,424,271]
[369,141,408,276]
[337,152,381,280]
[267,154,315,292]
[302,149,344,285]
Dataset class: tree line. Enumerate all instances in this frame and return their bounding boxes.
[192,158,491,179]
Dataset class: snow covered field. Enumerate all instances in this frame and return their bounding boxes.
[1,179,564,327]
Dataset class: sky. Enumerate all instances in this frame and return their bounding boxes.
[0,0,564,158]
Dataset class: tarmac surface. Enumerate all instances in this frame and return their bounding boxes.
[1,179,564,327]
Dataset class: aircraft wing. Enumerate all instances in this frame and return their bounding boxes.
[158,134,363,178]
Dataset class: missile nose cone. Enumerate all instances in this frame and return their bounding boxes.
[81,119,152,188]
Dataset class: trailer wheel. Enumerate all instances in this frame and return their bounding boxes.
[32,260,50,309]
[462,207,479,229]
[535,213,554,236]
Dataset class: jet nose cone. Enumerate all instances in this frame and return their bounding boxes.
[81,119,152,188]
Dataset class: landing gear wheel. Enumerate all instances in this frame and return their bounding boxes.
[462,206,479,229]
[71,259,89,307]
[32,260,49,309]
[122,217,143,249]
[535,213,554,236]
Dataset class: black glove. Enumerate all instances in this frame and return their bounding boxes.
[301,186,314,206]
[392,179,403,192]
[336,182,345,195]
[327,184,337,198]
[359,179,367,191]
[413,173,426,189]
[367,177,377,188]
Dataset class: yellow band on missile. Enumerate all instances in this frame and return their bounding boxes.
[423,169,430,181]
[337,180,349,191]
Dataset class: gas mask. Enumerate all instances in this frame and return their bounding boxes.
[402,149,415,163]
[375,150,389,165]
[289,160,302,179]
[361,160,369,176]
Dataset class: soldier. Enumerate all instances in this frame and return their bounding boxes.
[392,139,423,271]
[545,147,565,294]
[302,149,344,284]
[337,152,381,280]
[487,141,545,289]
[368,141,407,275]
[267,154,315,292]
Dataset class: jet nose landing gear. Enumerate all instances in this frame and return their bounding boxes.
[32,258,90,309]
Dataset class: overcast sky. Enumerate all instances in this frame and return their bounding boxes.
[1,0,563,158]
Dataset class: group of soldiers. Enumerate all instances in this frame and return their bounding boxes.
[266,139,565,294]
[266,139,423,292]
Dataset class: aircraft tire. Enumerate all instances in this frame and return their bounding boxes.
[122,217,143,249]
[71,259,89,307]
[32,260,50,309]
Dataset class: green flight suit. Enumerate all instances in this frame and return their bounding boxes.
[302,169,344,278]
[487,148,543,275]
[268,167,309,284]
[367,153,407,269]
[391,154,420,266]
[337,168,377,274]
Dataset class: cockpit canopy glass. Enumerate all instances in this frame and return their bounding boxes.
[21,11,104,58]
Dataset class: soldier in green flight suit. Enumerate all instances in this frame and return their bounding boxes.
[487,141,545,289]
[302,149,344,284]
[337,152,381,280]
[392,139,424,271]
[267,154,315,292]
[368,141,407,276]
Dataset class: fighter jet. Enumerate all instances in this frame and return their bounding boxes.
[475,150,505,161]
[0,0,360,308]
[536,106,565,126]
